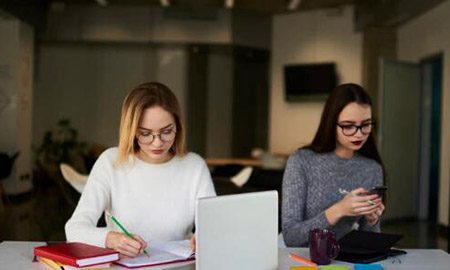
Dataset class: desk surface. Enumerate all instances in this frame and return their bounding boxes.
[2,241,450,270]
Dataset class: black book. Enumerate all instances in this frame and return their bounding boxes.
[336,230,407,264]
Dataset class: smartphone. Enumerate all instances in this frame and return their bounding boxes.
[365,186,388,196]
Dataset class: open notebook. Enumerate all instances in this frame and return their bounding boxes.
[115,240,195,268]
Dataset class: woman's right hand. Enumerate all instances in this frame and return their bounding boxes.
[106,231,148,258]
[326,187,381,225]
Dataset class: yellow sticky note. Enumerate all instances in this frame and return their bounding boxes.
[290,266,318,270]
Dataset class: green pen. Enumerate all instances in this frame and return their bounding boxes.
[105,211,150,257]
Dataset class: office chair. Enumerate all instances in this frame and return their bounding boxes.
[59,163,88,193]
[230,166,253,187]
[59,163,107,227]
[0,152,19,212]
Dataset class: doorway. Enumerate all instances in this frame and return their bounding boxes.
[418,53,443,222]
[379,59,421,220]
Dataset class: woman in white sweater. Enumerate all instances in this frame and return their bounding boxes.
[65,82,216,257]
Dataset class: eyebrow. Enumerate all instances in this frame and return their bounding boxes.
[138,123,174,132]
[339,118,373,124]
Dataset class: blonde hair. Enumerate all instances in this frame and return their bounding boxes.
[115,82,187,165]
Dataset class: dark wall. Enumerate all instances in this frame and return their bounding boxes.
[232,46,269,157]
[186,44,270,157]
[0,0,48,30]
[186,45,209,156]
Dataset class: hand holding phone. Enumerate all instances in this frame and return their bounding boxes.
[365,186,388,197]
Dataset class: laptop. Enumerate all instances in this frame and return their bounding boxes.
[195,191,278,270]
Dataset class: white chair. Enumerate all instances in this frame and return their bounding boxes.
[230,166,254,187]
[59,163,88,193]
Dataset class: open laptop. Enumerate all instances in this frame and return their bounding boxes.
[195,191,278,270]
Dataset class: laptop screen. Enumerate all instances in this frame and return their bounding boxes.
[195,191,279,270]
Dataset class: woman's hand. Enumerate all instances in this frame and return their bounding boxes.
[365,201,385,226]
[190,234,196,253]
[326,187,381,226]
[106,231,148,258]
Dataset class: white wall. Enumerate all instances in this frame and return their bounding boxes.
[34,43,187,151]
[270,6,362,154]
[0,19,34,194]
[398,0,450,226]
[0,20,17,152]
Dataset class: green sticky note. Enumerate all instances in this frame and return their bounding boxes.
[290,266,318,270]
[320,266,349,270]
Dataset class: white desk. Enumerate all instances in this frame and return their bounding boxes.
[0,241,194,270]
[1,241,450,270]
[279,247,450,270]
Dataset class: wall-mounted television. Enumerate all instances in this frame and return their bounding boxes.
[284,63,338,101]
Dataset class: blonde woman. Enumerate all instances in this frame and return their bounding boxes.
[65,82,216,257]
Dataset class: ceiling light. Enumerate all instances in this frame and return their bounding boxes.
[160,0,170,7]
[50,1,66,13]
[225,0,234,9]
[95,0,108,7]
[287,0,302,11]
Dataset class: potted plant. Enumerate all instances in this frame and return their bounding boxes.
[34,119,87,206]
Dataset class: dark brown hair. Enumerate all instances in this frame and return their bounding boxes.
[304,83,386,186]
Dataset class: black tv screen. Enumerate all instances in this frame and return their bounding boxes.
[284,63,337,101]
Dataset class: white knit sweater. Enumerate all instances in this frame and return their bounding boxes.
[65,148,216,247]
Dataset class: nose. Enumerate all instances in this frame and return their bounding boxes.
[151,135,164,147]
[354,127,365,138]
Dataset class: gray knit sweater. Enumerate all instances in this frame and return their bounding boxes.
[282,149,383,247]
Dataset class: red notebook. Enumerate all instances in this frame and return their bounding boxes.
[34,242,119,267]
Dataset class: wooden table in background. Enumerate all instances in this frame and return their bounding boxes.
[205,158,262,167]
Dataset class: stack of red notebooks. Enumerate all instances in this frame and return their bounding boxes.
[34,242,119,270]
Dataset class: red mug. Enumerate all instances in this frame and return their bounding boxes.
[309,228,340,265]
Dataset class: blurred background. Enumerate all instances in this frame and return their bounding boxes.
[0,0,449,252]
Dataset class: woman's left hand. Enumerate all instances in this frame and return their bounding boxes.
[190,235,196,252]
[365,201,385,226]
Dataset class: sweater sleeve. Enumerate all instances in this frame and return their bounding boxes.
[358,162,383,232]
[282,151,331,247]
[65,152,112,247]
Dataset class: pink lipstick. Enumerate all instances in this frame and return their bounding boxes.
[151,150,164,155]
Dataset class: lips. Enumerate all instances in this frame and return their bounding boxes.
[351,140,363,146]
[151,150,164,155]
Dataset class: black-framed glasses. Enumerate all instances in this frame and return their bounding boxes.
[337,122,374,136]
[137,129,176,144]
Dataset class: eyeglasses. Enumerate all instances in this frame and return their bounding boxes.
[337,122,374,136]
[137,129,176,144]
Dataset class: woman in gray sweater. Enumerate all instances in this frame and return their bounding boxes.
[282,83,386,247]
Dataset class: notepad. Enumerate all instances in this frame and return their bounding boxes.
[38,256,111,270]
[354,264,384,270]
[320,266,350,270]
[115,239,195,268]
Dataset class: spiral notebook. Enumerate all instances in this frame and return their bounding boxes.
[115,240,194,268]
